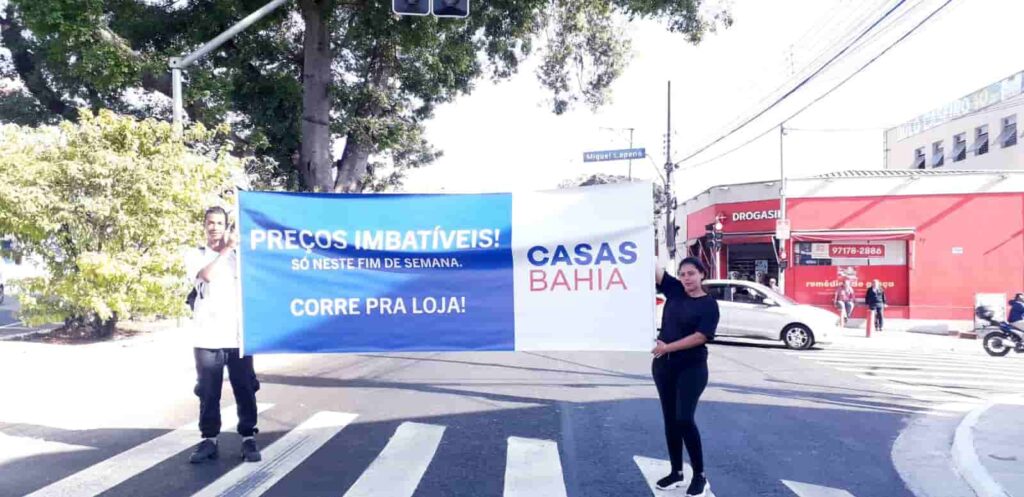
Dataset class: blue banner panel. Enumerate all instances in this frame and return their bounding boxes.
[238,191,514,354]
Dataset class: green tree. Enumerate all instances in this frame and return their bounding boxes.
[0,110,240,337]
[0,0,730,192]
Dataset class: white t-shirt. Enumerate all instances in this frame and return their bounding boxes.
[185,245,242,349]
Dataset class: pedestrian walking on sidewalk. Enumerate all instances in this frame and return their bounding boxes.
[834,280,855,328]
[652,257,719,496]
[866,280,887,332]
[184,206,262,464]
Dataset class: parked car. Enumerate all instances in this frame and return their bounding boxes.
[655,279,837,349]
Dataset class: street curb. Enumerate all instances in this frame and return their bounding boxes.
[952,402,1011,497]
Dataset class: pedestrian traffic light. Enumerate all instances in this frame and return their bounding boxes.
[393,0,429,16]
[433,0,469,18]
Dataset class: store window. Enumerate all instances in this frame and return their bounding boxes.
[974,125,989,155]
[913,147,925,169]
[1000,115,1018,148]
[952,133,967,162]
[931,141,944,167]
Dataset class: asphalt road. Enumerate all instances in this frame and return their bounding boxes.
[0,337,949,497]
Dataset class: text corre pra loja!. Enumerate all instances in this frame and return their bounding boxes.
[527,241,638,292]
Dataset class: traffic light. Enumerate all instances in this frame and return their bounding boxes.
[433,0,469,18]
[393,0,429,16]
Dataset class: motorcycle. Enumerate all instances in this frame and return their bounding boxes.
[974,306,1024,357]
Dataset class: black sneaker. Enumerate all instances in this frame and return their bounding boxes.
[686,473,709,496]
[188,439,218,464]
[241,438,261,462]
[655,472,684,490]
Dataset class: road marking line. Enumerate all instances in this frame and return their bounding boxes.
[26,404,273,497]
[0,433,94,466]
[193,410,358,497]
[633,455,699,496]
[853,375,1015,389]
[504,437,568,497]
[343,422,445,497]
[781,479,856,497]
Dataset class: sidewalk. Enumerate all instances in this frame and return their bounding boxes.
[953,395,1024,497]
[0,321,304,431]
[832,318,982,355]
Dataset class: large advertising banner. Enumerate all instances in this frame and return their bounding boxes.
[237,182,655,354]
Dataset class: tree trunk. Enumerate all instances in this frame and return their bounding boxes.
[298,0,334,192]
[334,132,373,192]
[94,313,117,339]
[334,43,392,193]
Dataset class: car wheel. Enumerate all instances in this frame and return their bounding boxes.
[782,324,814,350]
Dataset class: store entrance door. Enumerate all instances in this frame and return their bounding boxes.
[726,243,779,286]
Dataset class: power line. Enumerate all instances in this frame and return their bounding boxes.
[676,0,957,174]
[674,0,909,167]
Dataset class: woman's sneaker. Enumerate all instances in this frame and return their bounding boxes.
[686,473,710,496]
[655,472,684,490]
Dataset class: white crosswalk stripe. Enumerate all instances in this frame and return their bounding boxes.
[24,404,274,497]
[10,406,875,497]
[0,433,93,467]
[192,411,358,497]
[633,455,702,496]
[782,479,856,497]
[504,437,568,497]
[343,422,445,497]
[788,346,1024,411]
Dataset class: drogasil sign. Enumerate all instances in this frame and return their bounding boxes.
[730,209,781,222]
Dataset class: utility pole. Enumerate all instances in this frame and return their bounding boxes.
[778,123,788,292]
[664,81,675,261]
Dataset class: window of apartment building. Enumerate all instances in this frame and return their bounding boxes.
[913,147,926,169]
[952,133,967,162]
[931,140,944,167]
[999,115,1018,148]
[974,125,989,155]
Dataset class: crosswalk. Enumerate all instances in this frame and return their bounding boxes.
[786,346,1024,412]
[0,401,878,497]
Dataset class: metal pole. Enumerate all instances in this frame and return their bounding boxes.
[628,128,634,181]
[664,81,675,262]
[169,0,290,129]
[179,0,290,68]
[171,64,183,130]
[779,123,787,292]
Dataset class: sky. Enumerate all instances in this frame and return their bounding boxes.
[400,0,1024,201]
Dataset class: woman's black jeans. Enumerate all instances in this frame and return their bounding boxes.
[652,356,708,476]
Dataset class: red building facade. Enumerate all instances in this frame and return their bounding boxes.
[681,170,1024,320]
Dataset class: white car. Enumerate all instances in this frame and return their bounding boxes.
[656,279,838,349]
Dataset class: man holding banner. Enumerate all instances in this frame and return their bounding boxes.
[184,206,262,464]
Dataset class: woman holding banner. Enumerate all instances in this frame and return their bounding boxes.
[652,256,719,496]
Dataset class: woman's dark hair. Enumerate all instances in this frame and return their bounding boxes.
[677,256,708,278]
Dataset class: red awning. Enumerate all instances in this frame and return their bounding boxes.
[790,229,915,242]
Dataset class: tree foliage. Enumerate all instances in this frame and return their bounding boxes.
[0,110,240,335]
[0,0,730,192]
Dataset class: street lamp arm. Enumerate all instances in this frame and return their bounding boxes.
[170,0,291,70]
[169,0,291,130]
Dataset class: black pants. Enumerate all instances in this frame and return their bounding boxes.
[652,357,708,475]
[194,348,260,439]
[871,305,885,330]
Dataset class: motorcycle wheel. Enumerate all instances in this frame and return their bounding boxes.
[983,331,1012,357]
